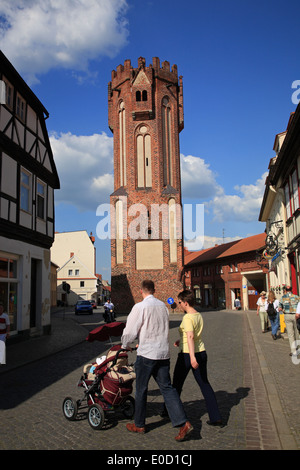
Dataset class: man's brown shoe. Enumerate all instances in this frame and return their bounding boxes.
[175,421,193,441]
[126,423,145,434]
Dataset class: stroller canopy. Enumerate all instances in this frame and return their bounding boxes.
[86,321,125,342]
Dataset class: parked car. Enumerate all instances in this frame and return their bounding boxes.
[90,300,97,309]
[75,300,93,315]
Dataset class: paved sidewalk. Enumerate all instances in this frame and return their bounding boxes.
[0,309,87,374]
[1,308,299,450]
[245,309,299,450]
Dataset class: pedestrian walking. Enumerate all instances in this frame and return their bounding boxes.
[169,290,223,426]
[279,286,300,356]
[0,301,10,364]
[257,291,269,333]
[121,280,193,442]
[264,291,280,340]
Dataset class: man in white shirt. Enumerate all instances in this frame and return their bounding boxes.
[121,280,193,442]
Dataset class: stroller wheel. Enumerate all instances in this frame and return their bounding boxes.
[121,396,135,419]
[62,397,78,421]
[87,404,105,430]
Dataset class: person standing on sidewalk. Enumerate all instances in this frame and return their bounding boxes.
[256,291,269,333]
[171,290,223,427]
[121,280,193,442]
[279,286,300,357]
[264,291,280,340]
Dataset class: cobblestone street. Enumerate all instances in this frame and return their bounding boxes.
[1,308,299,452]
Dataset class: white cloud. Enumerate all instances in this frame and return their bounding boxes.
[51,134,267,227]
[212,172,268,223]
[50,131,114,211]
[0,0,129,84]
[184,233,242,252]
[181,154,222,200]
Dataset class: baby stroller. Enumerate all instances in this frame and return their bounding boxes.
[62,322,136,430]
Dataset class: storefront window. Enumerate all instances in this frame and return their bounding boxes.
[0,256,18,332]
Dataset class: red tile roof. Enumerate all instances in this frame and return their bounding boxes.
[184,233,266,266]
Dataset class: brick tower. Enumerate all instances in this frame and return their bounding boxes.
[108,57,184,312]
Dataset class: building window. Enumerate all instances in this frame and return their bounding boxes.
[75,269,79,276]
[136,90,147,102]
[20,169,31,213]
[3,79,13,108]
[291,169,299,212]
[37,180,45,219]
[136,125,152,188]
[0,255,18,333]
[162,96,173,186]
[119,101,126,186]
[16,94,25,120]
[80,281,85,287]
[68,270,73,276]
[284,182,292,219]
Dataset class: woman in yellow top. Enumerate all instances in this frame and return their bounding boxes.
[172,290,223,426]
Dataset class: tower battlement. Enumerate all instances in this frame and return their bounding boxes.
[110,57,180,89]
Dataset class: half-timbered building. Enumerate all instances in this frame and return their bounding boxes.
[0,51,60,339]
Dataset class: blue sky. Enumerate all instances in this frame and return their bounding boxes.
[1,0,299,281]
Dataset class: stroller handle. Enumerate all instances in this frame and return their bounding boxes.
[109,347,137,368]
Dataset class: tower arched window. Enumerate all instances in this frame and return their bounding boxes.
[142,90,147,101]
[136,91,141,102]
[119,101,126,186]
[162,96,173,186]
[136,125,152,188]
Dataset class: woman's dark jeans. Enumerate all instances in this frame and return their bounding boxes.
[173,351,221,423]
